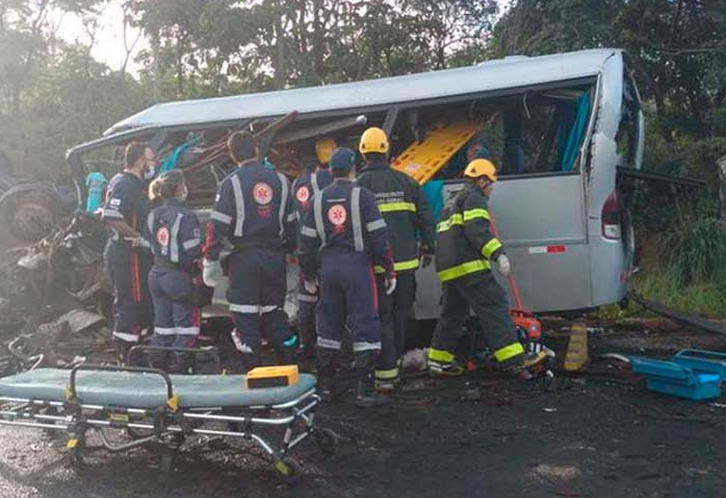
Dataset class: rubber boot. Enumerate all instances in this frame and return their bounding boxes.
[315,347,338,402]
[354,351,391,408]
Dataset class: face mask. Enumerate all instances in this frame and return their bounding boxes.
[144,165,156,181]
[179,184,188,202]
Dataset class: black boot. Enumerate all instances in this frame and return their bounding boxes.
[354,351,391,408]
[315,347,338,402]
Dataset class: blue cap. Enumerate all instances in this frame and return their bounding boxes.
[329,147,357,172]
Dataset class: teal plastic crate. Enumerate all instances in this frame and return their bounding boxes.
[629,354,724,401]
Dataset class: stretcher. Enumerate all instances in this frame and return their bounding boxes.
[0,364,339,482]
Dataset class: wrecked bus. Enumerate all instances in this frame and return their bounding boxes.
[66,48,643,318]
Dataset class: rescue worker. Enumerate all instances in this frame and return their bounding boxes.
[291,138,335,363]
[147,170,202,372]
[427,159,547,376]
[101,142,155,355]
[298,147,395,407]
[202,131,298,367]
[356,127,435,391]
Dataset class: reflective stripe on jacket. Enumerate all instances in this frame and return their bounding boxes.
[435,182,505,283]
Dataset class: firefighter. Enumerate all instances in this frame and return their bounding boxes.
[101,142,155,356]
[356,127,435,391]
[291,138,335,364]
[147,170,202,372]
[427,159,547,376]
[299,147,395,407]
[202,131,298,367]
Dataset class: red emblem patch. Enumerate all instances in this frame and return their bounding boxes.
[328,204,347,226]
[296,186,310,203]
[156,227,170,247]
[253,182,273,205]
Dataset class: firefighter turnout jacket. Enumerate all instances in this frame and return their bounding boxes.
[356,158,435,274]
[435,182,505,284]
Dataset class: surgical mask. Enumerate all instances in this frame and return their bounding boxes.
[143,165,156,181]
[179,184,188,202]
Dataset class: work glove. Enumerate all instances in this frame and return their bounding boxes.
[496,254,511,278]
[202,258,224,287]
[385,276,397,295]
[303,277,319,294]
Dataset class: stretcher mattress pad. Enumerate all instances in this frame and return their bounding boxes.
[0,369,316,409]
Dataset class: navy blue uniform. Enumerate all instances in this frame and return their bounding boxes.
[101,172,153,344]
[292,168,333,349]
[299,180,393,352]
[206,160,297,350]
[147,199,203,349]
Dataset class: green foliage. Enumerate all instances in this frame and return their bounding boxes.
[660,217,726,287]
[631,271,726,319]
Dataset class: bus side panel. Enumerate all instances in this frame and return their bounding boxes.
[414,173,592,318]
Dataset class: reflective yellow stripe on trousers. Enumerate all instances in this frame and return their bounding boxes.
[494,342,524,363]
[436,259,490,282]
[374,258,420,274]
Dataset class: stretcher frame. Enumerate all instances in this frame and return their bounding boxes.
[0,364,338,482]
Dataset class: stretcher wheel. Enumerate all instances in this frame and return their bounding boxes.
[274,457,302,484]
[314,428,340,456]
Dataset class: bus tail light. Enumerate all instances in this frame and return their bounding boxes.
[601,191,622,240]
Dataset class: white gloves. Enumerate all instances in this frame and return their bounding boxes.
[385,276,397,295]
[202,258,224,287]
[303,278,319,294]
[497,254,511,278]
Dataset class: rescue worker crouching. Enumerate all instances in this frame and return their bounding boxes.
[356,127,436,392]
[202,131,298,370]
[298,147,395,408]
[147,170,203,373]
[292,138,335,366]
[101,142,156,359]
[427,159,547,376]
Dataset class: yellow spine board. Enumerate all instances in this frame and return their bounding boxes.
[391,121,482,184]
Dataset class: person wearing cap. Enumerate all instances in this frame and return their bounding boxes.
[427,159,547,376]
[291,138,335,365]
[146,170,203,372]
[356,127,436,392]
[298,147,395,408]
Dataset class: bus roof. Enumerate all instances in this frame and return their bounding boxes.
[105,48,620,136]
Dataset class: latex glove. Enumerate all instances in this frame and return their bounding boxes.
[303,278,319,294]
[202,259,224,287]
[385,276,397,295]
[420,254,433,268]
[497,254,511,278]
[124,236,147,249]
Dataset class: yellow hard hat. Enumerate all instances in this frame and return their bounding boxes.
[463,159,498,182]
[358,127,390,155]
[315,137,336,164]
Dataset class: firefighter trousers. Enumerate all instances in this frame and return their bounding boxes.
[431,272,523,366]
[376,272,416,380]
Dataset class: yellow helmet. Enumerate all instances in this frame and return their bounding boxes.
[358,127,390,155]
[463,159,498,182]
[315,137,336,164]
